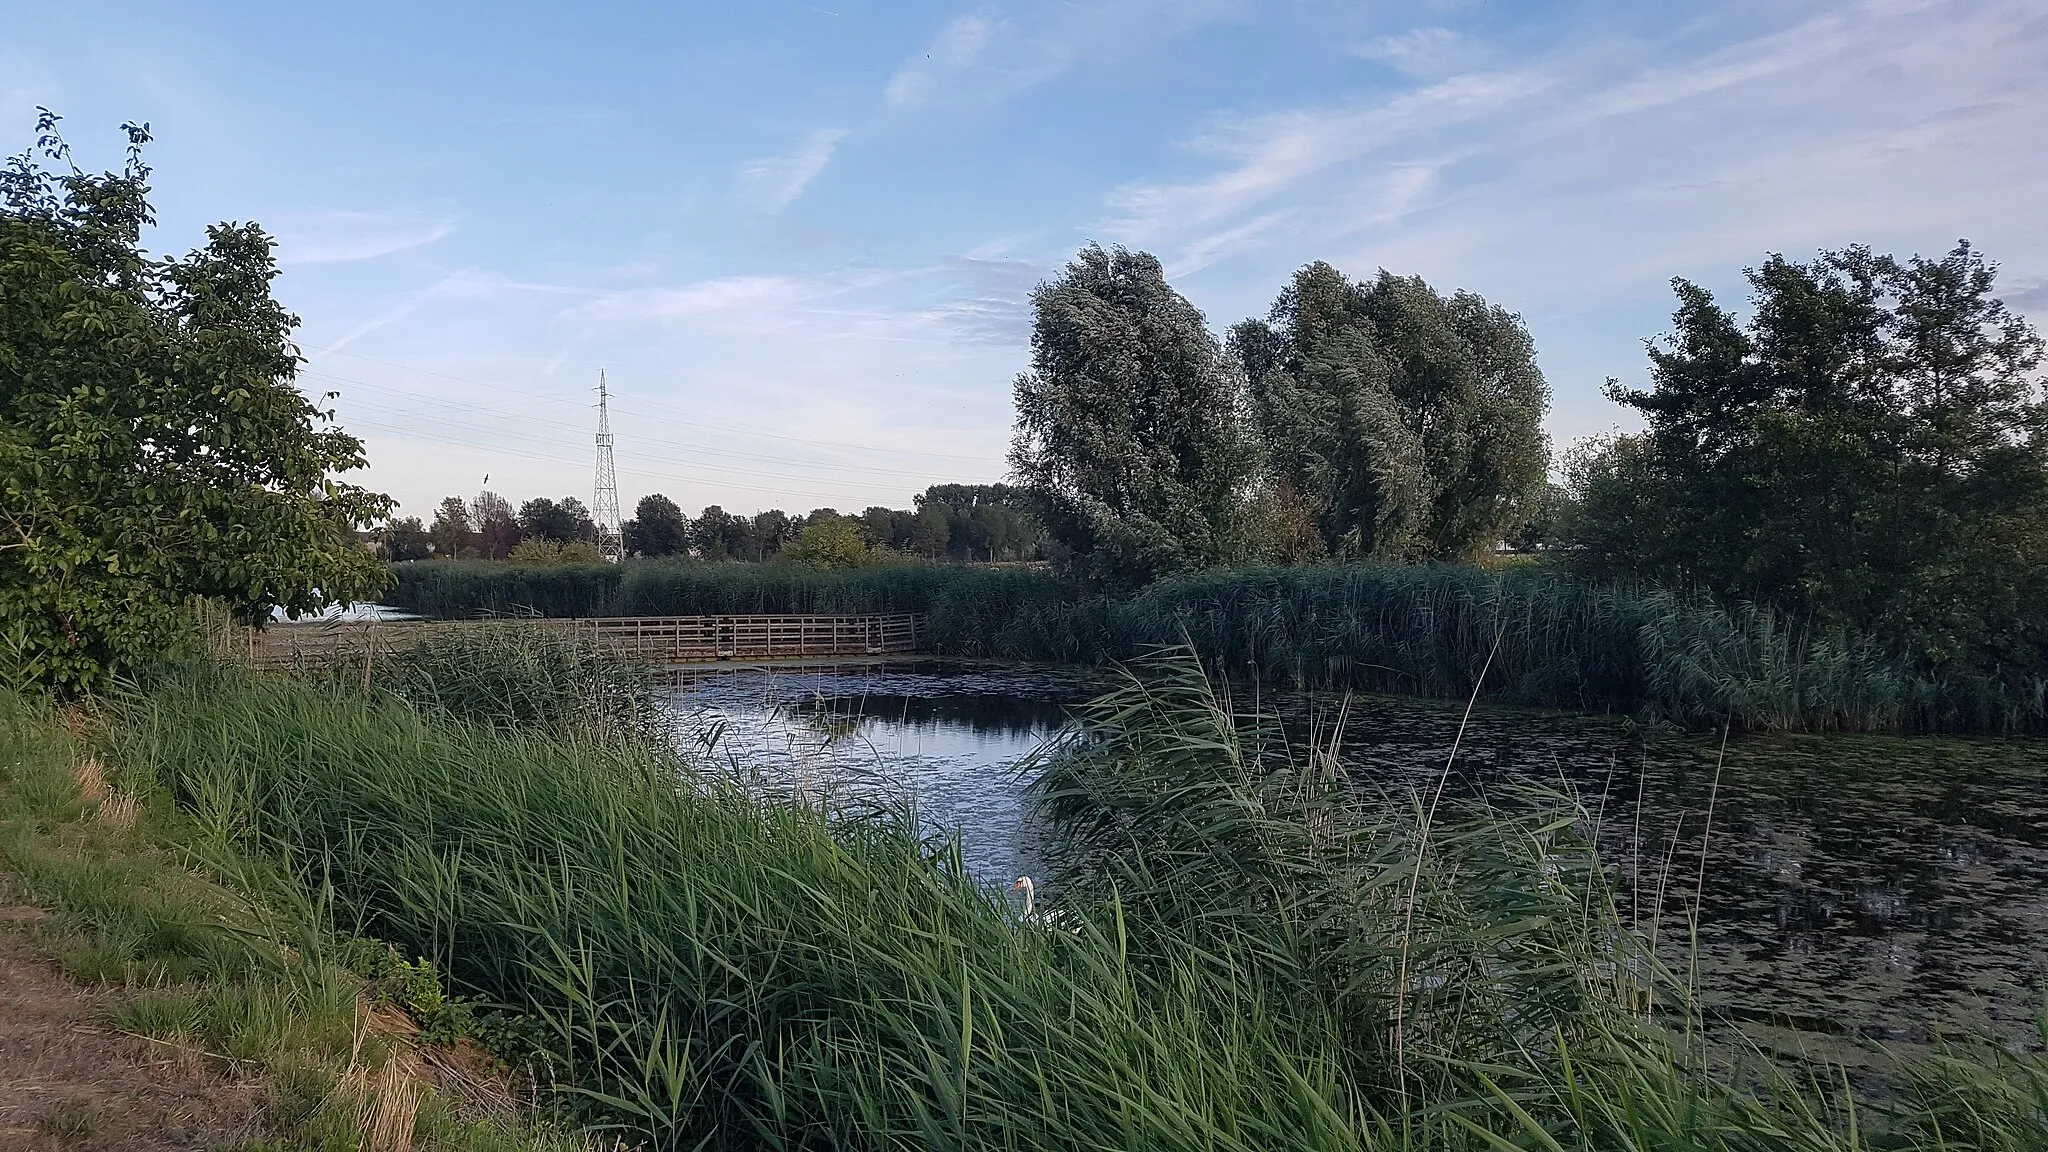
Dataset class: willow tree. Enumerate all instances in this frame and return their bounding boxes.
[1230,263,1549,560]
[1,114,389,690]
[1011,245,1252,585]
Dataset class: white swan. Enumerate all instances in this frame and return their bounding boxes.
[1011,875,1038,918]
[1010,876,1082,934]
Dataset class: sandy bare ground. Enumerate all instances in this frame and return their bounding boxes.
[0,906,265,1151]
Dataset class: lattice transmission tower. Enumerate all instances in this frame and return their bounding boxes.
[593,371,623,563]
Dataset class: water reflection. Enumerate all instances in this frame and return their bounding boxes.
[666,661,2048,1049]
[665,662,1100,885]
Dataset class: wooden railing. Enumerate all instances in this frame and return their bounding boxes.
[565,614,922,662]
[220,614,924,670]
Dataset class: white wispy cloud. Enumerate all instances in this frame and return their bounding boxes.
[1351,27,1468,75]
[877,0,1243,118]
[884,13,996,109]
[1105,0,2048,298]
[566,276,815,329]
[1104,68,1548,254]
[736,128,849,212]
[274,208,458,265]
[323,270,569,350]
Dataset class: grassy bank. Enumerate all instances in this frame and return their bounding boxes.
[85,642,2048,1149]
[0,690,581,1151]
[384,561,2047,732]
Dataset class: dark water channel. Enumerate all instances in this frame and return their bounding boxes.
[666,660,2048,1051]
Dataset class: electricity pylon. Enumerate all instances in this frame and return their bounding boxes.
[594,371,623,563]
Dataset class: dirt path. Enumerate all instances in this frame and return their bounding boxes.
[0,907,265,1151]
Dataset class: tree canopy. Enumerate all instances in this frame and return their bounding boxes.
[377,517,430,562]
[1565,241,2048,674]
[517,496,597,544]
[1010,245,1252,585]
[782,515,871,569]
[0,113,389,690]
[624,493,690,557]
[429,496,474,558]
[1231,262,1549,561]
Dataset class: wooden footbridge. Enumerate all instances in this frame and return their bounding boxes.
[221,614,925,671]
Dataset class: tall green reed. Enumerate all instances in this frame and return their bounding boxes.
[110,646,2048,1149]
[370,624,670,743]
[1025,649,2048,1148]
[118,668,1370,1150]
[383,559,2046,732]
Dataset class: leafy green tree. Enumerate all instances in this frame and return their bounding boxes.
[910,503,951,559]
[749,509,795,558]
[1011,245,1252,585]
[1507,482,1573,552]
[429,496,474,558]
[910,484,1047,561]
[518,497,596,544]
[859,506,916,551]
[783,515,870,569]
[691,505,737,559]
[377,517,431,562]
[625,493,689,557]
[721,512,757,560]
[472,491,520,559]
[0,113,389,690]
[1567,241,2048,674]
[1230,262,1549,560]
[1241,481,1328,564]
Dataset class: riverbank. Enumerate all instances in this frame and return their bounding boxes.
[383,559,2048,733]
[17,633,2043,1149]
[0,691,581,1151]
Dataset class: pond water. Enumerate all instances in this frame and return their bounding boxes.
[666,660,2048,1050]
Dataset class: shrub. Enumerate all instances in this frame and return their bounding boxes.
[508,539,604,566]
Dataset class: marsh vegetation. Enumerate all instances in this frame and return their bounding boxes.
[45,635,2038,1150]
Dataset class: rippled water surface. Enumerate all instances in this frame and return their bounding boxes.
[667,660,2048,1048]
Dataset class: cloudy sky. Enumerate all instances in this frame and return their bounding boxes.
[7,0,2045,518]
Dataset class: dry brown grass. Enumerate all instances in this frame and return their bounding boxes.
[70,758,107,805]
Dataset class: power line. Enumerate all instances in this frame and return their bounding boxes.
[305,371,996,481]
[323,387,995,490]
[338,414,920,506]
[299,344,1003,464]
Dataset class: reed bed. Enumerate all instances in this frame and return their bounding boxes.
[119,670,1358,1150]
[108,649,2048,1149]
[371,624,671,743]
[385,560,2047,732]
[386,560,628,618]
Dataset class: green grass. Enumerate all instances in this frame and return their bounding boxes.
[103,651,2048,1149]
[0,689,584,1152]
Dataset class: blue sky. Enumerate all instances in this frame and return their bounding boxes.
[8,0,2045,518]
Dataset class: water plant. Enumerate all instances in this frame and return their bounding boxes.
[382,559,2047,732]
[105,648,2048,1148]
[372,623,670,743]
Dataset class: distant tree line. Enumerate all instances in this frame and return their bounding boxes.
[372,237,2046,694]
[376,484,1049,567]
